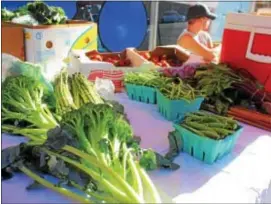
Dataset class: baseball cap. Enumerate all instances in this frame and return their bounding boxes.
[186,3,217,21]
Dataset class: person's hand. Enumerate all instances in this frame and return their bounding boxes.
[212,44,221,55]
[213,43,221,49]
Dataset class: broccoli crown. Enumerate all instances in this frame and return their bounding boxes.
[139,149,157,171]
[60,103,133,159]
[2,76,58,131]
[2,76,44,112]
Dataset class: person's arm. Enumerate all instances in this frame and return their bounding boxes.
[177,34,216,61]
[203,32,222,50]
[205,32,214,49]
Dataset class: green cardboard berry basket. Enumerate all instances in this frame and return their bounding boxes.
[157,90,204,122]
[173,124,244,164]
[125,83,157,104]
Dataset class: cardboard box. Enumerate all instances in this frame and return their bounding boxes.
[2,22,25,60]
[133,45,190,68]
[24,20,97,63]
[1,20,97,64]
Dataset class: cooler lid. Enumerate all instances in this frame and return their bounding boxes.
[98,1,148,52]
[226,13,271,29]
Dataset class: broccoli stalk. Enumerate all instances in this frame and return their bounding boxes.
[36,103,161,203]
[2,125,47,142]
[19,165,92,203]
[3,100,162,203]
[2,76,58,136]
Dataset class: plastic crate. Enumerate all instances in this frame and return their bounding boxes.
[157,90,204,121]
[125,83,157,104]
[174,124,244,164]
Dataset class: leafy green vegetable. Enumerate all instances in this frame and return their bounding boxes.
[1,8,15,21]
[14,5,30,17]
[1,1,67,25]
[2,103,163,203]
[165,131,182,161]
[139,149,157,171]
[26,1,67,25]
[1,76,58,134]
[192,64,244,114]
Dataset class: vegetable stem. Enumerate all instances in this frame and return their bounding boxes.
[19,166,91,203]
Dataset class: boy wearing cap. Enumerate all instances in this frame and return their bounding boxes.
[177,3,221,62]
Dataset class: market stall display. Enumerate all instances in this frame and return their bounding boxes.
[2,52,270,203]
[2,2,271,203]
[2,65,186,203]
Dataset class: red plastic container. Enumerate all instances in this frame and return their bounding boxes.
[220,13,271,92]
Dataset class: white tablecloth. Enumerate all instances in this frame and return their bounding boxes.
[2,93,271,203]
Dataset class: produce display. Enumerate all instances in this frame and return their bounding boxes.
[124,70,203,101]
[180,111,239,140]
[2,103,161,203]
[2,69,182,203]
[232,69,271,114]
[87,52,132,67]
[1,1,67,25]
[191,64,243,114]
[2,35,270,201]
[138,51,183,68]
[189,64,271,117]
[124,71,169,88]
[159,77,204,101]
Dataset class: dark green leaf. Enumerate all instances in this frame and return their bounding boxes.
[165,131,182,162]
[155,152,180,170]
[26,181,44,190]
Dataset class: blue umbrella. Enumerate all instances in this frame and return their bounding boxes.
[98,1,148,52]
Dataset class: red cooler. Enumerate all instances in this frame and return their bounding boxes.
[221,13,271,92]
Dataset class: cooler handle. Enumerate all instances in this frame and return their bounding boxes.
[246,27,271,64]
